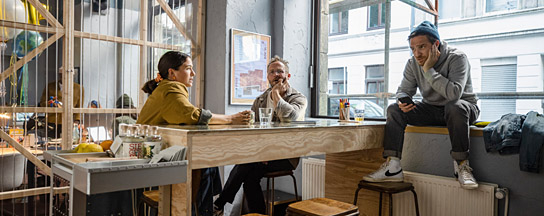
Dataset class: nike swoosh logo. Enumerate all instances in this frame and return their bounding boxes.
[385,169,402,176]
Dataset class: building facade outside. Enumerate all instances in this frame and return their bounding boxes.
[323,0,544,121]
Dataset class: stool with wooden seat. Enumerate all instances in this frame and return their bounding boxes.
[138,190,159,216]
[353,181,419,216]
[265,170,299,216]
[243,214,268,216]
[286,198,359,216]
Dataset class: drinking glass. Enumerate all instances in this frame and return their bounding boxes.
[354,109,365,122]
[259,108,273,125]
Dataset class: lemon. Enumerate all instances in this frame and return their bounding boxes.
[75,143,103,153]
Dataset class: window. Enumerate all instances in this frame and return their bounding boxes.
[365,65,385,105]
[480,58,517,120]
[367,3,385,30]
[330,10,349,35]
[328,67,347,94]
[315,1,544,119]
[438,0,462,19]
[365,65,384,94]
[486,0,518,12]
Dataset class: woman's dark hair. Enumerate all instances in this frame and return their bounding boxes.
[142,51,191,94]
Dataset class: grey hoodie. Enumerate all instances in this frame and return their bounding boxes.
[396,41,478,106]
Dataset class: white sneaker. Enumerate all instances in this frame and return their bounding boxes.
[454,160,479,190]
[363,157,404,182]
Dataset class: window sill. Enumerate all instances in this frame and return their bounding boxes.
[405,125,483,137]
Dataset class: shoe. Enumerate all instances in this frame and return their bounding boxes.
[213,203,224,216]
[454,160,479,190]
[363,157,404,182]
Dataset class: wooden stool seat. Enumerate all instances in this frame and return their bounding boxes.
[357,181,414,193]
[138,190,159,216]
[287,198,359,216]
[265,170,293,178]
[353,181,419,216]
[243,214,268,216]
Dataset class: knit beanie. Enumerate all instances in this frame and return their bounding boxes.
[116,94,134,108]
[410,21,440,42]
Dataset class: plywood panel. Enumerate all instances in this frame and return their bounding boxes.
[326,149,390,216]
[190,126,384,169]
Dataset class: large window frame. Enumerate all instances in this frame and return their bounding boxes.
[312,0,544,120]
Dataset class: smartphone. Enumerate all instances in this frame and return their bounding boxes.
[398,97,414,105]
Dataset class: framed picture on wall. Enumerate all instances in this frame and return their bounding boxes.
[230,28,271,105]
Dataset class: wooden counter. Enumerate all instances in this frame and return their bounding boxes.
[158,119,386,216]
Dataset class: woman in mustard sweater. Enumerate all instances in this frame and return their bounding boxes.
[138,51,250,125]
[138,51,251,215]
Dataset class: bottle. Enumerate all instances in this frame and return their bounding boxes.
[120,125,144,158]
[141,126,162,159]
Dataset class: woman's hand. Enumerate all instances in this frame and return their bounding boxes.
[230,110,252,125]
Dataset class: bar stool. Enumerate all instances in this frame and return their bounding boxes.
[286,198,359,216]
[243,214,268,216]
[353,181,419,216]
[265,170,299,216]
[138,190,159,216]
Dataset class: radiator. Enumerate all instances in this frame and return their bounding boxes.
[395,171,498,216]
[301,158,325,200]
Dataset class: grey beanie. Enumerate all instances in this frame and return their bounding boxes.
[410,21,440,42]
[116,94,134,108]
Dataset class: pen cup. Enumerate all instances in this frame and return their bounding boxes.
[339,107,350,120]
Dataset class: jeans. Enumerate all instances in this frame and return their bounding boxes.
[193,167,222,216]
[383,100,479,161]
[214,159,294,214]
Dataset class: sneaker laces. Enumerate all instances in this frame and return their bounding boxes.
[369,158,393,176]
[459,163,475,181]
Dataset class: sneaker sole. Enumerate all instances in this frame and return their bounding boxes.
[363,176,404,183]
[460,184,479,190]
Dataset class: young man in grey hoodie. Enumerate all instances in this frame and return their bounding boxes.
[364,21,480,189]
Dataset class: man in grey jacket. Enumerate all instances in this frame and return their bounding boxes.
[214,56,307,214]
[364,21,480,189]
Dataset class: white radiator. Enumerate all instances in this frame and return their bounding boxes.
[302,158,325,200]
[395,171,498,216]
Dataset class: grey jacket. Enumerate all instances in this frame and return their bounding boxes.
[397,41,478,105]
[251,86,307,169]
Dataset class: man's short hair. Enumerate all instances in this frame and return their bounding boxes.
[267,55,289,74]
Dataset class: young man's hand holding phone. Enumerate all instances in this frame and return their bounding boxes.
[398,97,415,113]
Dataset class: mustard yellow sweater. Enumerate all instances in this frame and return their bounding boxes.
[137,80,211,125]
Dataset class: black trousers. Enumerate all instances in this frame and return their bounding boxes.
[383,100,479,161]
[214,159,294,214]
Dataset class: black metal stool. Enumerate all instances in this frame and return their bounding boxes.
[286,198,359,216]
[138,190,159,216]
[265,170,299,216]
[353,181,419,216]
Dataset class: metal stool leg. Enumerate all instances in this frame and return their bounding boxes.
[266,177,271,215]
[389,193,393,216]
[353,187,362,205]
[290,174,299,201]
[411,189,420,216]
[378,192,383,216]
[270,178,275,216]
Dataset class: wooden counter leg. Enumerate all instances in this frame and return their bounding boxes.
[159,185,172,216]
[325,148,389,216]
